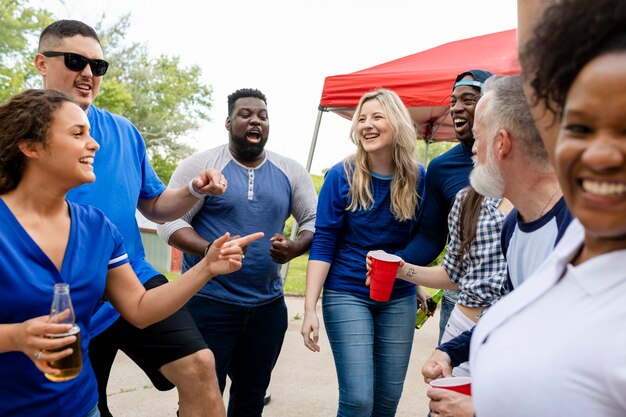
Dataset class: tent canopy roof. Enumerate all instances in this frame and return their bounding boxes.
[318,29,521,142]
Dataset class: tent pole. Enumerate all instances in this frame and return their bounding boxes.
[305,108,325,172]
[281,108,325,282]
[424,139,430,165]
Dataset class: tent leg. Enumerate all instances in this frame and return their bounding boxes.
[305,109,324,172]
[281,108,325,282]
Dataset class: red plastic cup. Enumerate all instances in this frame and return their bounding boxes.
[429,376,472,395]
[369,250,401,302]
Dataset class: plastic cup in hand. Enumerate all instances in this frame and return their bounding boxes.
[429,376,472,395]
[369,250,401,302]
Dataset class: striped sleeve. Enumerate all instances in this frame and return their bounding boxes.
[106,217,129,269]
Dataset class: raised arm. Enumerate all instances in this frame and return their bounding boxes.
[138,168,226,223]
[105,232,263,329]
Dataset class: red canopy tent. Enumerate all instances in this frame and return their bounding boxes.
[305,29,521,170]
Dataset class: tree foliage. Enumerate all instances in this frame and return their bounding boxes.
[0,0,53,102]
[94,15,213,182]
[0,5,212,183]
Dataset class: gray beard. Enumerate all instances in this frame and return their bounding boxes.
[470,155,505,198]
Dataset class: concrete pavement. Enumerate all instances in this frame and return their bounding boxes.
[107,295,439,416]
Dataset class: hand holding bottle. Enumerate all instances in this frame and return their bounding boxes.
[10,309,76,375]
[44,283,83,381]
[415,289,444,329]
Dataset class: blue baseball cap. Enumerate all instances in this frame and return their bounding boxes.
[453,69,494,91]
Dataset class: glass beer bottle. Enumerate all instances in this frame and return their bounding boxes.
[44,283,82,382]
[415,289,444,329]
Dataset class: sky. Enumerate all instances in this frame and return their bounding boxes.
[35,0,517,175]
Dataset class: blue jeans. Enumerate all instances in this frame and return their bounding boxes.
[438,297,456,345]
[186,296,288,417]
[322,290,417,417]
[84,404,100,417]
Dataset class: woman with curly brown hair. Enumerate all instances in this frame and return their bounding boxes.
[467,1,626,416]
[0,89,261,417]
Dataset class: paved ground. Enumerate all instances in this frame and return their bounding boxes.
[107,295,440,416]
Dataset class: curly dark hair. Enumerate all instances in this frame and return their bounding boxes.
[0,89,75,193]
[521,0,626,118]
[227,88,267,117]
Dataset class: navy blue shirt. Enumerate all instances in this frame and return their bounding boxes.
[309,161,426,300]
[398,141,474,265]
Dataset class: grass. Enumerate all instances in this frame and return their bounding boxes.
[283,254,308,294]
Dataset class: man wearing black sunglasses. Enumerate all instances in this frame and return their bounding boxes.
[35,20,227,417]
[41,51,109,77]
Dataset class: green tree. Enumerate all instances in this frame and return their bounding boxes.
[0,6,211,183]
[0,0,53,102]
[95,15,213,183]
[416,140,457,166]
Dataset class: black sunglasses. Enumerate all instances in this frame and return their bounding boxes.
[42,51,109,76]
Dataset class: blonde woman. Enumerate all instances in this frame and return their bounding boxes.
[301,88,427,416]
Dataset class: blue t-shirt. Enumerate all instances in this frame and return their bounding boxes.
[66,105,166,336]
[399,141,474,265]
[161,145,317,307]
[0,200,128,417]
[399,141,474,305]
[309,161,426,300]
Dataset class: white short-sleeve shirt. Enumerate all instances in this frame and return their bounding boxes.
[470,219,626,417]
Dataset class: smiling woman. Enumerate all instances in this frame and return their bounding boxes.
[302,88,428,416]
[468,1,626,416]
[557,54,626,240]
[0,89,261,416]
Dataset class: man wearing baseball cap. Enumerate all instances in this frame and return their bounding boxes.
[400,69,493,342]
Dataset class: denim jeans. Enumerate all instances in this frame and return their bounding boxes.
[186,295,288,417]
[322,290,417,417]
[438,296,457,345]
[84,404,100,417]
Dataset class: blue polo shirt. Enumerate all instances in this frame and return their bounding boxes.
[0,200,127,417]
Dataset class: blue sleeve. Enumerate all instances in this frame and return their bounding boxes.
[438,327,474,367]
[414,163,427,222]
[131,124,166,200]
[500,209,518,260]
[554,198,573,245]
[397,161,453,265]
[105,216,129,269]
[309,163,349,263]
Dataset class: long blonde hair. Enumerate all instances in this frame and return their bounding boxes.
[344,88,420,221]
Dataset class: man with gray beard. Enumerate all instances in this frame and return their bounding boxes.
[423,75,573,417]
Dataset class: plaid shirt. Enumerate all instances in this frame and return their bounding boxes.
[441,187,509,308]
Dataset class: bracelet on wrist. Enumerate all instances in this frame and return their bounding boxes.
[188,178,206,199]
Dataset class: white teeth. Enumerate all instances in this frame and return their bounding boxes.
[79,157,94,164]
[582,180,626,196]
[364,134,378,140]
[76,84,91,91]
[454,118,466,123]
